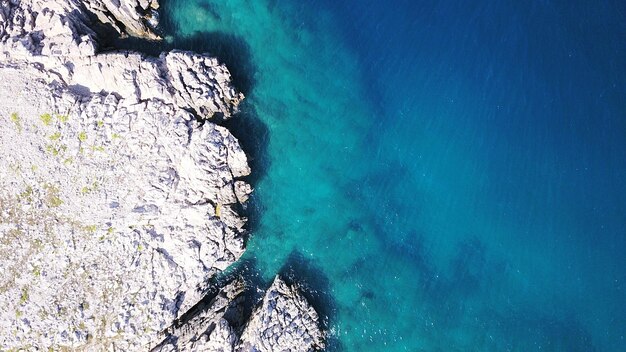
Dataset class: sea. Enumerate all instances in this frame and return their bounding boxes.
[154,0,626,350]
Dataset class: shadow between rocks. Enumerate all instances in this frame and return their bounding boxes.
[217,255,338,340]
[172,258,266,336]
[169,255,340,350]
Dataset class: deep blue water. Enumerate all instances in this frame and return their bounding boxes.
[162,0,626,350]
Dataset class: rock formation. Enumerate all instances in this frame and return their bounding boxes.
[238,276,325,352]
[0,0,323,350]
[81,0,161,39]
[154,276,325,352]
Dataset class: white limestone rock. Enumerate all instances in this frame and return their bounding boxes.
[0,0,99,58]
[152,276,325,352]
[238,276,325,352]
[0,0,244,120]
[0,61,250,350]
[164,51,245,121]
[234,181,253,204]
[0,0,250,350]
[0,0,324,351]
[52,50,245,120]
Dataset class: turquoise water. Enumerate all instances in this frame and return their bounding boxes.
[160,0,626,350]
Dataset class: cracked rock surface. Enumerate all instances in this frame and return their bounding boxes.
[0,0,243,120]
[81,0,161,39]
[0,0,322,350]
[238,276,325,352]
[152,278,246,352]
[0,0,250,349]
[154,276,325,352]
[0,44,251,352]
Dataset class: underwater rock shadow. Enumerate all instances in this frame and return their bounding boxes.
[224,102,271,242]
[482,306,598,352]
[449,236,489,294]
[279,251,342,352]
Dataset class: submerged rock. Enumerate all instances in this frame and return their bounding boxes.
[0,0,323,350]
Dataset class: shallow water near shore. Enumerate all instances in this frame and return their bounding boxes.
[162,0,625,350]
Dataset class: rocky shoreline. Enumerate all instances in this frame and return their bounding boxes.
[0,0,323,350]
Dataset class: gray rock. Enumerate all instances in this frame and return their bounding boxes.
[0,0,244,120]
[81,0,160,39]
[152,276,325,352]
[238,276,325,352]
[0,0,99,57]
[0,60,250,350]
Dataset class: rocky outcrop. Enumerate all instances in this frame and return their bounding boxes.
[239,276,325,352]
[0,0,243,120]
[0,0,323,350]
[62,50,245,120]
[0,0,249,349]
[0,52,251,350]
[153,276,325,352]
